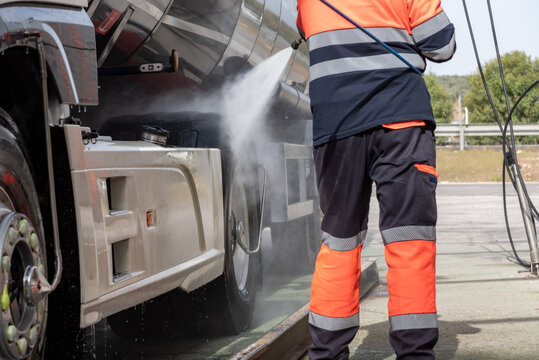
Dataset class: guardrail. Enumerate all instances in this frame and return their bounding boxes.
[435,123,539,150]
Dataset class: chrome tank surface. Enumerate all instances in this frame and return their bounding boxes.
[131,0,243,83]
[88,0,309,115]
[89,0,172,66]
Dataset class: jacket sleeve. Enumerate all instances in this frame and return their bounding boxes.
[407,0,456,63]
[296,4,306,40]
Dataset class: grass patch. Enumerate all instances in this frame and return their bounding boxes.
[436,147,539,182]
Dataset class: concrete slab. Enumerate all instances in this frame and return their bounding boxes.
[353,182,539,359]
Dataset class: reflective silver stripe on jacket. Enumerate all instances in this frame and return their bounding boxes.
[310,53,425,81]
[412,11,451,43]
[309,311,359,331]
[308,27,414,51]
[381,225,436,245]
[322,230,366,251]
[422,33,456,61]
[389,313,438,331]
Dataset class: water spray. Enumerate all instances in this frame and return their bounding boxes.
[215,48,294,257]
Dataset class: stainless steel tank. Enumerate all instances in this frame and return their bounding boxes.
[87,0,309,116]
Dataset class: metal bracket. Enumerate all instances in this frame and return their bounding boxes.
[81,130,99,145]
[97,6,135,67]
[35,35,63,291]
[510,164,539,275]
[234,165,268,255]
[98,49,180,76]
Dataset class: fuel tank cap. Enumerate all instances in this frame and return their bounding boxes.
[141,125,170,146]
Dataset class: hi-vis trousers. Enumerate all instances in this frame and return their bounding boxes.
[309,125,438,360]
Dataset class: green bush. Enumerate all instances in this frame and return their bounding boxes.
[424,74,453,123]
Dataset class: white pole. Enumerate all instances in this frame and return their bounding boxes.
[458,95,462,124]
[459,96,464,151]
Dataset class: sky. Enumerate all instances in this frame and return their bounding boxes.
[427,0,539,76]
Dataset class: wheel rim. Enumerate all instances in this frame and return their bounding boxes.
[230,181,250,292]
[0,211,47,359]
[0,188,15,215]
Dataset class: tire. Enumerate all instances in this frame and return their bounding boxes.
[175,116,261,334]
[0,111,48,360]
[213,148,260,333]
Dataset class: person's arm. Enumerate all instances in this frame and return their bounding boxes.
[407,0,456,62]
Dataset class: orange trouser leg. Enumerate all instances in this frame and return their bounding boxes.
[385,240,437,318]
[385,239,438,360]
[310,243,362,322]
[308,237,363,360]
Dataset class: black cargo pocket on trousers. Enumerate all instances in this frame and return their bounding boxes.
[413,164,438,225]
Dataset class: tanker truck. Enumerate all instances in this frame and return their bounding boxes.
[0,0,319,358]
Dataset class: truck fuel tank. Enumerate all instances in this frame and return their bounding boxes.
[89,0,309,115]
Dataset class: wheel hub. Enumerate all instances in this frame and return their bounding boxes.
[23,266,51,307]
[0,212,47,359]
[235,221,246,248]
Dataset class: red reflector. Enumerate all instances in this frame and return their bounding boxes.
[96,9,122,35]
[146,211,155,227]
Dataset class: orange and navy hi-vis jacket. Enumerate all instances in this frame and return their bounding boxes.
[296,0,456,146]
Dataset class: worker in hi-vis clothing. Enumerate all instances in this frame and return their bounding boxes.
[296,0,456,359]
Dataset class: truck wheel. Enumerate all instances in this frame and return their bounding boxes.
[214,150,260,333]
[170,118,261,334]
[0,121,48,360]
[155,115,261,334]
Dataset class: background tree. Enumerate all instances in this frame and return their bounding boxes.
[464,51,538,124]
[424,74,453,123]
[437,75,469,101]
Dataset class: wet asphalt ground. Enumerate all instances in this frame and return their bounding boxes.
[91,182,539,359]
[89,256,314,359]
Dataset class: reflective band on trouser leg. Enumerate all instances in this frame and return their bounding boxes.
[385,239,438,359]
[389,313,438,331]
[381,225,436,246]
[321,230,366,252]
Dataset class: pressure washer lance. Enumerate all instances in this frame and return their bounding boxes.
[291,37,303,50]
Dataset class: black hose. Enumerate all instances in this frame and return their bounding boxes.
[503,80,539,222]
[502,157,530,267]
[461,1,510,148]
[462,0,539,268]
[486,0,532,232]
[486,0,536,268]
[506,80,539,123]
[486,0,512,121]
